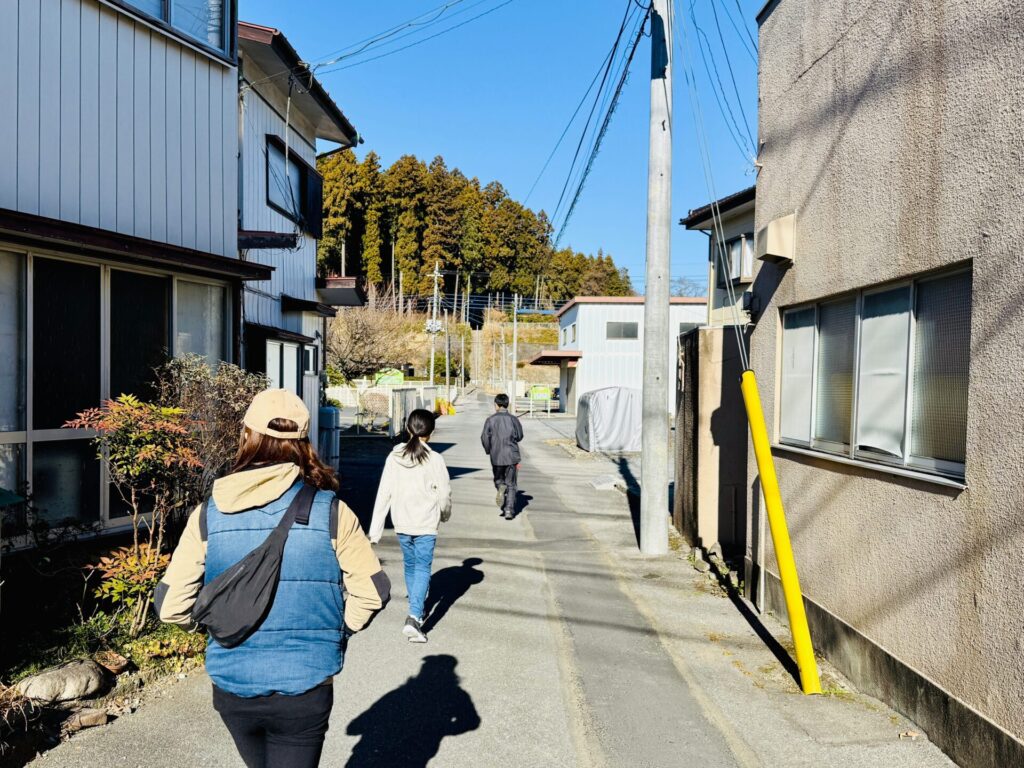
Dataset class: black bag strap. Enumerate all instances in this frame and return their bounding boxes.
[199,485,316,542]
[199,498,210,541]
[292,484,316,526]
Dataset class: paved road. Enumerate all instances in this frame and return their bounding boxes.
[31,394,955,768]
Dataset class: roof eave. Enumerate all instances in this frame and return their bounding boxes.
[238,21,359,148]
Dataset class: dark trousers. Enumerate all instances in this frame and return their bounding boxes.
[492,464,518,514]
[213,682,333,768]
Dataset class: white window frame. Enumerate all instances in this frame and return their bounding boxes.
[606,321,638,340]
[778,267,970,480]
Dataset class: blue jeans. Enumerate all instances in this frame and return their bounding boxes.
[397,534,436,621]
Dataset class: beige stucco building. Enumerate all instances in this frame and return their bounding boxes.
[749,1,1024,764]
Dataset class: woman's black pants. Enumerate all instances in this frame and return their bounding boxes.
[213,682,333,768]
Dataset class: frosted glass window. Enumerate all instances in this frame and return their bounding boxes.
[0,251,25,432]
[780,307,815,445]
[32,440,100,524]
[266,342,282,389]
[740,235,754,279]
[813,298,856,449]
[33,259,101,429]
[282,343,300,394]
[911,272,971,466]
[728,239,743,281]
[176,281,227,364]
[856,287,911,458]
[606,322,638,340]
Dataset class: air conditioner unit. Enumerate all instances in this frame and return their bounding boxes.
[756,213,795,265]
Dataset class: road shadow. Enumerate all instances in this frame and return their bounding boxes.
[421,558,485,633]
[516,491,533,514]
[344,655,480,767]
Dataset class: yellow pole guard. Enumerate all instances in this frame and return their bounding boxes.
[739,369,822,695]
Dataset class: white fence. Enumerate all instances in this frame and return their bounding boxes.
[325,384,455,437]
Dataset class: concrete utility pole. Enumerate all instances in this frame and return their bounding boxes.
[511,293,519,414]
[640,0,672,556]
[429,262,440,386]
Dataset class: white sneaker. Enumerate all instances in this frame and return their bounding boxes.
[402,616,427,643]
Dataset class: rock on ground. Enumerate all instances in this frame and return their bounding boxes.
[16,661,109,703]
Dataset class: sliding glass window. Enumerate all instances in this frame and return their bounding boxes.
[779,267,972,480]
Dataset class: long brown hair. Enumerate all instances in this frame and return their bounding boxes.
[231,418,339,491]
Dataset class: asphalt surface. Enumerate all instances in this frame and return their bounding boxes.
[29,393,956,768]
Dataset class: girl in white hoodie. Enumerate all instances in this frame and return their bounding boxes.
[369,409,451,643]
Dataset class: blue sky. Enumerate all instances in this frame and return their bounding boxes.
[239,0,760,294]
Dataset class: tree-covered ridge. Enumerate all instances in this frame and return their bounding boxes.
[317,150,634,301]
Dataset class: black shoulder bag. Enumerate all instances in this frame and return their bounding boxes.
[191,484,317,649]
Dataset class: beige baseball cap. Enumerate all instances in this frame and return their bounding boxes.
[243,389,310,439]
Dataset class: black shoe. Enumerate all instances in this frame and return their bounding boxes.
[496,485,507,509]
[503,510,515,520]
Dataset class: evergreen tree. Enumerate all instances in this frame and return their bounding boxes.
[357,153,385,283]
[318,149,360,275]
[318,151,635,300]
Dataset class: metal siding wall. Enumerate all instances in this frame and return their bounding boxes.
[132,26,151,239]
[17,0,41,215]
[572,303,706,415]
[194,59,212,252]
[239,76,319,334]
[0,2,17,210]
[38,0,62,219]
[2,0,238,258]
[59,0,82,221]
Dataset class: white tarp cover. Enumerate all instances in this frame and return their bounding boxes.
[576,387,642,452]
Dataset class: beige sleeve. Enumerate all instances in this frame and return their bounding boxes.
[332,500,391,632]
[155,504,206,629]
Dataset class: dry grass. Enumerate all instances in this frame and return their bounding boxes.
[0,683,38,749]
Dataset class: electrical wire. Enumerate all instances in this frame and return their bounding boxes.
[310,0,474,62]
[316,1,517,76]
[707,0,757,149]
[730,0,759,54]
[714,0,757,62]
[678,0,750,370]
[549,1,638,227]
[523,46,617,205]
[689,8,755,160]
[554,4,649,244]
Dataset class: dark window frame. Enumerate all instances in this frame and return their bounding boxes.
[106,0,238,64]
[265,135,323,238]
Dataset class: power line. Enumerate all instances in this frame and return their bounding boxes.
[310,0,475,62]
[688,7,755,159]
[554,4,649,244]
[549,1,638,226]
[713,0,756,63]
[707,0,757,149]
[523,46,616,205]
[316,1,517,76]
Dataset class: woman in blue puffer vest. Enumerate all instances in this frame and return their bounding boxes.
[156,389,391,768]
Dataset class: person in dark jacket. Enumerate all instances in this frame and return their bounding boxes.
[480,393,524,520]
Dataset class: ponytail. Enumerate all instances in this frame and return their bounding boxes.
[401,409,436,465]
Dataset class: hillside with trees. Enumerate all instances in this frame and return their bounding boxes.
[317,151,634,302]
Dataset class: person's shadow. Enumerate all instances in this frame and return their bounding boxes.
[421,558,485,633]
[345,655,481,767]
